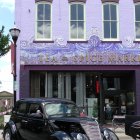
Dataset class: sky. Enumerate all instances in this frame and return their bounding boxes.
[0,0,15,93]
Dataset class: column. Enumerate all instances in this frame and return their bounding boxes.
[58,73,64,98]
[66,73,71,100]
[46,73,53,97]
[76,72,86,107]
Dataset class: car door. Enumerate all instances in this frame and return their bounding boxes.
[14,101,29,140]
[25,103,49,140]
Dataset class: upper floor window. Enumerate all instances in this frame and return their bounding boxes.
[69,3,85,40]
[35,2,52,40]
[135,3,140,40]
[103,3,119,40]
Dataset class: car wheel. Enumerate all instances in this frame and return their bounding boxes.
[102,128,119,140]
[4,129,12,140]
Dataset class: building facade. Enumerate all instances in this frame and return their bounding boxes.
[15,0,140,122]
[0,91,14,110]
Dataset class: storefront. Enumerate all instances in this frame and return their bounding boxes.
[20,35,139,123]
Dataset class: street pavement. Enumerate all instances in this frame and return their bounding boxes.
[113,128,133,140]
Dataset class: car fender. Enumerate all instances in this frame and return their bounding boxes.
[51,131,71,140]
[4,120,17,136]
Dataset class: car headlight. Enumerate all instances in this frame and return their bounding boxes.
[103,129,119,140]
[77,133,88,140]
[71,133,88,140]
[103,130,109,139]
[77,133,83,140]
[62,136,71,140]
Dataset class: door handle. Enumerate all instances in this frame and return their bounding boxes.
[22,120,28,123]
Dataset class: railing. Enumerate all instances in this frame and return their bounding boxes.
[0,109,12,116]
[112,115,125,132]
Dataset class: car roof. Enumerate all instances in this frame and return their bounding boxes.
[17,98,75,104]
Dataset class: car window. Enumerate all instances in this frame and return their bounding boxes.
[45,103,79,117]
[17,103,27,114]
[29,103,43,114]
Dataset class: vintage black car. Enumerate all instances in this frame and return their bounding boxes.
[3,98,119,140]
[125,115,140,139]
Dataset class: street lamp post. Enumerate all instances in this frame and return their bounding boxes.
[9,27,20,106]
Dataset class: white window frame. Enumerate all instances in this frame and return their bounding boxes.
[35,2,52,41]
[69,2,86,41]
[134,3,140,41]
[102,2,119,41]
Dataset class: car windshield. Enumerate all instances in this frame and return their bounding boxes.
[44,102,80,117]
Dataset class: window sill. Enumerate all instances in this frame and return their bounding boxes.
[133,41,140,43]
[101,40,122,43]
[67,40,88,43]
[33,40,54,43]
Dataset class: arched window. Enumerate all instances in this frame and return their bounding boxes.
[35,1,52,40]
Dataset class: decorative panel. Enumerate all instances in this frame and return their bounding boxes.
[20,35,140,65]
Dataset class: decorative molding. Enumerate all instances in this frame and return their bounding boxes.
[133,0,140,3]
[68,0,86,3]
[54,37,67,46]
[101,0,119,3]
[123,36,134,48]
[35,0,53,3]
[20,35,140,66]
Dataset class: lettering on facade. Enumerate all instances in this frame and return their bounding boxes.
[37,53,140,65]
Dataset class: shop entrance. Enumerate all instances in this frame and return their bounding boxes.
[102,71,135,123]
[30,71,135,123]
[104,92,121,121]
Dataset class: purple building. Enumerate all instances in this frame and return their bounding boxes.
[15,0,140,122]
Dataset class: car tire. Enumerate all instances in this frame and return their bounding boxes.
[4,129,13,140]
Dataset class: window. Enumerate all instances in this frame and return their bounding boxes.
[29,104,43,114]
[69,3,85,40]
[135,3,140,39]
[17,103,27,114]
[103,3,118,40]
[35,2,52,40]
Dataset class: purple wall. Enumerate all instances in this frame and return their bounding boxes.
[15,0,140,115]
[135,71,140,115]
[15,0,135,42]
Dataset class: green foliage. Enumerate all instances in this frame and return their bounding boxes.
[0,26,10,57]
[92,100,98,118]
[0,116,4,129]
[0,106,6,112]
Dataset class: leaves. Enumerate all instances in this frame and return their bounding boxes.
[0,26,10,57]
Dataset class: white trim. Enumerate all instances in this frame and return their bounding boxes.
[102,2,119,41]
[134,3,140,41]
[35,2,52,41]
[69,2,86,41]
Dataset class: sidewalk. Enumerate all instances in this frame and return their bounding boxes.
[113,128,133,140]
[103,123,133,140]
